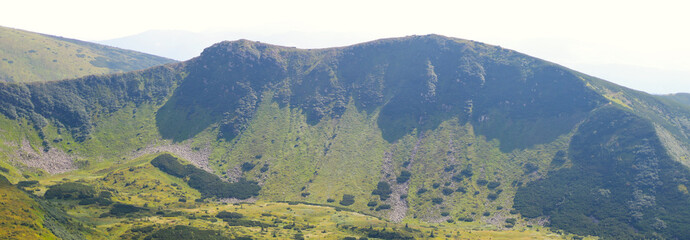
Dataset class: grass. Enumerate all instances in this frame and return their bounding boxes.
[0,25,173,82]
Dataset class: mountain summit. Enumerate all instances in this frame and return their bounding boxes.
[1,34,690,239]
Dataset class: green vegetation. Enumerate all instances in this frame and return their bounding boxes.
[371,181,392,200]
[0,26,174,83]
[151,154,260,199]
[1,33,689,240]
[515,107,690,239]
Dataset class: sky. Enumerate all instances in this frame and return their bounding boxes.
[2,0,689,94]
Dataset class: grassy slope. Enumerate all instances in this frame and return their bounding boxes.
[0,26,175,83]
[0,179,58,240]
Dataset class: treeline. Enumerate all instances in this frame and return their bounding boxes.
[150,154,260,199]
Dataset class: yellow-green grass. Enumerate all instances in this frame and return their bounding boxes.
[0,26,173,82]
[0,184,58,239]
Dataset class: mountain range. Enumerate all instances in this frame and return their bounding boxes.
[1,28,690,239]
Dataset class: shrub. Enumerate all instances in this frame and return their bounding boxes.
[145,225,229,240]
[483,211,490,216]
[416,188,427,195]
[505,218,517,224]
[461,164,473,177]
[442,188,454,196]
[456,186,466,193]
[216,211,244,219]
[396,170,411,183]
[372,181,392,200]
[260,164,269,173]
[109,203,144,216]
[241,162,256,172]
[441,211,450,216]
[431,197,443,204]
[152,154,260,199]
[44,182,95,199]
[375,204,391,211]
[432,183,440,189]
[16,180,39,188]
[451,174,463,182]
[340,194,355,206]
[327,198,335,203]
[487,181,501,189]
[367,201,378,207]
[487,193,499,201]
[476,179,488,186]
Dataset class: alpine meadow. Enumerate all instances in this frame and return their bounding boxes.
[1,27,690,240]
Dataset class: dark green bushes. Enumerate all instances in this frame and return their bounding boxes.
[216,211,244,219]
[109,203,145,216]
[151,154,260,199]
[241,162,256,172]
[371,181,392,200]
[375,204,391,211]
[145,225,230,240]
[339,194,355,206]
[44,182,95,199]
[396,170,411,183]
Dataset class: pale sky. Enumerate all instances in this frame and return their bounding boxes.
[2,0,689,94]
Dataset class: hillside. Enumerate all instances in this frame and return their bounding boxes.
[0,26,175,83]
[1,34,689,239]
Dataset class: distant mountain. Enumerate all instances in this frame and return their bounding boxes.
[661,93,690,106]
[1,35,690,239]
[0,26,175,83]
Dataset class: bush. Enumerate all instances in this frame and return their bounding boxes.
[456,186,466,193]
[260,164,269,173]
[44,182,95,199]
[432,182,440,189]
[487,193,499,201]
[145,225,229,240]
[340,194,355,206]
[431,198,443,204]
[109,203,144,216]
[441,211,450,216]
[483,211,490,216]
[216,211,244,219]
[372,181,392,200]
[476,179,488,186]
[442,188,454,196]
[505,218,517,224]
[461,164,473,177]
[241,162,256,172]
[367,201,378,207]
[416,188,427,195]
[327,198,335,203]
[396,170,411,183]
[375,204,391,211]
[151,154,260,199]
[487,181,501,189]
[16,180,39,188]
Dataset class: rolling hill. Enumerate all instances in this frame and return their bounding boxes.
[1,34,689,239]
[0,26,175,83]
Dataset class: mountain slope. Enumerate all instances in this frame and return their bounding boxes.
[1,34,689,239]
[0,26,175,83]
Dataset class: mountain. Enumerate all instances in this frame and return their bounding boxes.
[661,93,690,106]
[1,34,690,239]
[0,26,176,83]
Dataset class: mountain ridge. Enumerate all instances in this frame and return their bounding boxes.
[1,34,690,239]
